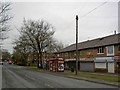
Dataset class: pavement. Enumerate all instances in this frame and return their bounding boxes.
[28,67,120,87]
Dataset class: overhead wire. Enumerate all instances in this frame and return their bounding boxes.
[81,1,108,18]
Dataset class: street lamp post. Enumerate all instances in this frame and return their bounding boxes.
[75,15,78,75]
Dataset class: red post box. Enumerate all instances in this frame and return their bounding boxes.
[48,58,64,72]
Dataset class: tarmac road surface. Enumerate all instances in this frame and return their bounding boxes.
[0,65,2,90]
[2,63,119,89]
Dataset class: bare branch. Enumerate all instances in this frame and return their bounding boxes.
[0,2,13,40]
[0,2,11,14]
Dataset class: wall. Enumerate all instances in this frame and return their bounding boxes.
[55,44,119,61]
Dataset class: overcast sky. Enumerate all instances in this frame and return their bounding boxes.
[2,0,118,53]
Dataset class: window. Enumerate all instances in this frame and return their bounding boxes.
[106,46,114,56]
[65,52,68,57]
[74,52,76,58]
[97,47,104,54]
[80,51,82,56]
[57,54,60,57]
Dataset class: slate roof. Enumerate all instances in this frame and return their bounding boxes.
[58,33,120,53]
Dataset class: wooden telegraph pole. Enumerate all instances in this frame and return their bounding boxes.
[75,15,78,75]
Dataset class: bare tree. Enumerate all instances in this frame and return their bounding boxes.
[45,38,64,58]
[13,35,33,65]
[18,19,55,68]
[53,40,64,52]
[0,2,13,40]
[2,49,11,61]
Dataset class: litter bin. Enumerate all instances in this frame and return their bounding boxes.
[71,67,74,72]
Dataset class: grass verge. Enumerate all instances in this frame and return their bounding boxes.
[64,71,119,82]
[27,66,119,83]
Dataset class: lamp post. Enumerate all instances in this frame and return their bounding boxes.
[75,15,78,75]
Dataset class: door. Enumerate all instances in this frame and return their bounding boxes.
[108,62,114,73]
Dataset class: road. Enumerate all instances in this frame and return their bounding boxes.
[1,63,119,89]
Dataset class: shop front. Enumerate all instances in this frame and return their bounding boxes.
[80,60,94,72]
[94,59,107,72]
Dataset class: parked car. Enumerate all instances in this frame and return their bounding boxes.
[8,61,12,64]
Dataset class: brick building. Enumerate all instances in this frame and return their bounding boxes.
[54,33,120,73]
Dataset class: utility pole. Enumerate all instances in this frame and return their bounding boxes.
[0,45,2,60]
[75,15,78,75]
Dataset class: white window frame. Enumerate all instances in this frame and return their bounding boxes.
[97,47,104,54]
[106,45,114,56]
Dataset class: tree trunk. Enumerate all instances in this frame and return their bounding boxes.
[39,52,43,69]
[37,52,40,68]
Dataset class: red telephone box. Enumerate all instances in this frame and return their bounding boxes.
[48,58,64,72]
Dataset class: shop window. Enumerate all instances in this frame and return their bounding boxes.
[106,45,114,56]
[97,47,104,54]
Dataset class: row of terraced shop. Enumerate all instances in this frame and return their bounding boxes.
[54,33,120,73]
[64,58,120,73]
